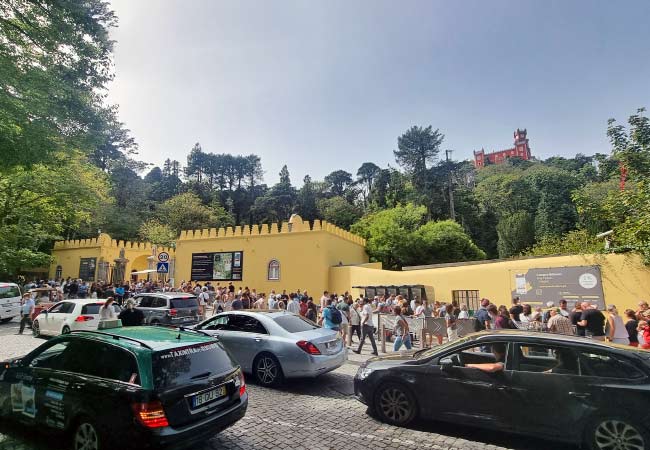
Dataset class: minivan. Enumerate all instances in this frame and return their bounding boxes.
[0,283,22,323]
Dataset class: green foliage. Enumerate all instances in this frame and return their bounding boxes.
[607,108,650,180]
[496,211,535,258]
[138,220,177,247]
[317,196,361,230]
[407,220,486,265]
[525,229,604,257]
[155,193,234,234]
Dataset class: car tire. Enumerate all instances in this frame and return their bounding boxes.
[150,319,160,326]
[62,325,71,335]
[253,353,284,387]
[32,320,41,338]
[0,317,12,324]
[373,382,417,427]
[585,416,649,450]
[72,416,104,450]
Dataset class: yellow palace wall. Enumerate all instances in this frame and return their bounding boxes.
[174,218,368,296]
[329,253,650,313]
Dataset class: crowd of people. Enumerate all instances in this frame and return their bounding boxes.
[20,278,650,351]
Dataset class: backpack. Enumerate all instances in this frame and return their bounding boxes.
[474,309,486,332]
[329,306,342,325]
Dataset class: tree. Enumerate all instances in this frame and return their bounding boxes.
[324,170,353,197]
[525,229,603,257]
[156,193,233,233]
[607,108,650,180]
[297,175,318,221]
[138,220,177,247]
[0,0,117,167]
[406,220,486,266]
[496,211,535,258]
[356,162,381,205]
[394,126,444,175]
[317,196,361,230]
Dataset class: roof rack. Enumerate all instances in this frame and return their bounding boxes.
[69,330,154,350]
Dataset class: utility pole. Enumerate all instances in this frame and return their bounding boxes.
[445,149,456,221]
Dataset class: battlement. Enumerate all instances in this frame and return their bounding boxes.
[53,233,175,254]
[177,217,366,246]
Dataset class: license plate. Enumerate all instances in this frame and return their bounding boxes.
[191,385,227,408]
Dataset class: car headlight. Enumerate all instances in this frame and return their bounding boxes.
[357,367,374,380]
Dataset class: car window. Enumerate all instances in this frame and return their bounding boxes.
[152,297,168,308]
[442,342,508,368]
[60,302,76,314]
[579,352,644,380]
[81,304,122,314]
[28,341,71,369]
[48,302,66,313]
[226,315,267,334]
[0,285,20,299]
[170,297,199,308]
[199,315,229,331]
[514,344,579,375]
[137,296,152,307]
[273,314,319,333]
[58,340,140,384]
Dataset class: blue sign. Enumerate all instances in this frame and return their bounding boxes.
[156,262,169,273]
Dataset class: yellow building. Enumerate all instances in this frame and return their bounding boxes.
[49,233,174,283]
[174,216,368,296]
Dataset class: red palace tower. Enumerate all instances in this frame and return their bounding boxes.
[473,129,532,168]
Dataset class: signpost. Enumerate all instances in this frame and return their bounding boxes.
[158,252,170,263]
[156,262,169,274]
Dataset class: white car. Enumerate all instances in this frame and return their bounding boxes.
[32,299,122,337]
[0,283,22,323]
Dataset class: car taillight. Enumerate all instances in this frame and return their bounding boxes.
[169,309,177,316]
[74,316,94,322]
[296,340,321,355]
[132,400,169,428]
[237,370,246,397]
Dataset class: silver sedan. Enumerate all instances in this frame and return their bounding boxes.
[194,310,346,386]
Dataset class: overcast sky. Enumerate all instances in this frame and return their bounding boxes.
[107,0,650,184]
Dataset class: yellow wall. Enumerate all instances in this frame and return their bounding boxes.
[328,253,650,313]
[174,218,368,296]
[49,234,174,281]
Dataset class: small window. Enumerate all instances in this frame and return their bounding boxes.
[58,340,139,384]
[579,352,644,379]
[273,315,319,333]
[199,315,230,331]
[226,315,267,334]
[29,341,71,369]
[152,297,168,308]
[48,302,67,314]
[137,296,152,307]
[0,285,21,299]
[442,342,508,369]
[268,260,280,281]
[515,344,579,375]
[55,265,62,279]
[170,297,198,308]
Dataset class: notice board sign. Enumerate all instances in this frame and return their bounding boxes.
[510,265,605,310]
[191,252,243,281]
[79,258,97,281]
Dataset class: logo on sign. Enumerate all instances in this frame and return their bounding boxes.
[157,262,169,273]
[158,252,170,262]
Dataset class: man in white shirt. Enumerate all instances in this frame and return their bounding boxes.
[286,294,300,314]
[320,291,330,311]
[352,297,378,356]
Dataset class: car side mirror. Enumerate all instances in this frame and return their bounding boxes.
[440,357,455,372]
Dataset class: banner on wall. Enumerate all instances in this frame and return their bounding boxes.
[509,265,605,309]
[191,252,243,281]
[78,258,97,281]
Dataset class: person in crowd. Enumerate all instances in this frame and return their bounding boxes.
[519,304,532,323]
[18,293,35,335]
[636,301,650,321]
[348,297,361,343]
[231,295,243,310]
[277,296,286,310]
[241,293,251,309]
[336,296,349,343]
[570,303,585,336]
[547,308,574,335]
[495,305,512,329]
[286,293,300,314]
[99,297,117,321]
[305,299,318,323]
[637,321,650,349]
[78,281,88,299]
[458,304,469,319]
[605,305,629,345]
[68,279,79,299]
[319,298,341,333]
[268,292,277,310]
[392,306,411,351]
[466,343,506,373]
[577,302,606,340]
[487,304,500,328]
[509,297,523,322]
[299,297,308,316]
[530,306,543,324]
[624,309,639,347]
[445,304,458,342]
[558,299,570,317]
[353,297,378,356]
[542,301,555,324]
[198,287,210,319]
[254,294,266,309]
[118,299,144,326]
[474,298,492,331]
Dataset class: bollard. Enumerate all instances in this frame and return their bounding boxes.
[380,317,386,353]
[346,323,352,347]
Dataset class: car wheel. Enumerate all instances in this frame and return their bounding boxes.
[150,319,160,326]
[73,417,103,450]
[0,317,12,324]
[32,320,41,338]
[374,382,417,426]
[62,325,71,335]
[587,417,648,450]
[254,353,283,387]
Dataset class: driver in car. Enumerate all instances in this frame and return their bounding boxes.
[466,343,506,373]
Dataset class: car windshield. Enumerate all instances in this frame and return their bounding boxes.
[152,341,234,390]
[273,314,318,333]
[81,304,121,314]
[0,286,20,299]
[170,297,198,308]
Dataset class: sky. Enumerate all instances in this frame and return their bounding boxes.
[107,0,650,184]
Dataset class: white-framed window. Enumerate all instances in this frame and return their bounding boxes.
[267,260,280,281]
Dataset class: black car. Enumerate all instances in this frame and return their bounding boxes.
[0,326,247,450]
[354,331,650,450]
[134,293,200,326]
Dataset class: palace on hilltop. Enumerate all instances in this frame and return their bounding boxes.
[473,129,532,168]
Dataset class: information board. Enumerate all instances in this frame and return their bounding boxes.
[78,258,96,281]
[510,265,605,309]
[191,251,243,281]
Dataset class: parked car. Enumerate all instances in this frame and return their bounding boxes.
[194,310,346,386]
[32,299,122,337]
[0,325,247,450]
[354,330,650,450]
[0,283,22,323]
[134,293,200,326]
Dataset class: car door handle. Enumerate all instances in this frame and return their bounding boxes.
[254,337,263,342]
[568,391,590,399]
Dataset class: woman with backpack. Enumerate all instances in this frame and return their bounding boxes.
[393,306,412,351]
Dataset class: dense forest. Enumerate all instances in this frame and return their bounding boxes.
[1,1,650,278]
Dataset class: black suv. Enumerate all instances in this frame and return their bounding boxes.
[0,326,247,449]
[135,293,200,326]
